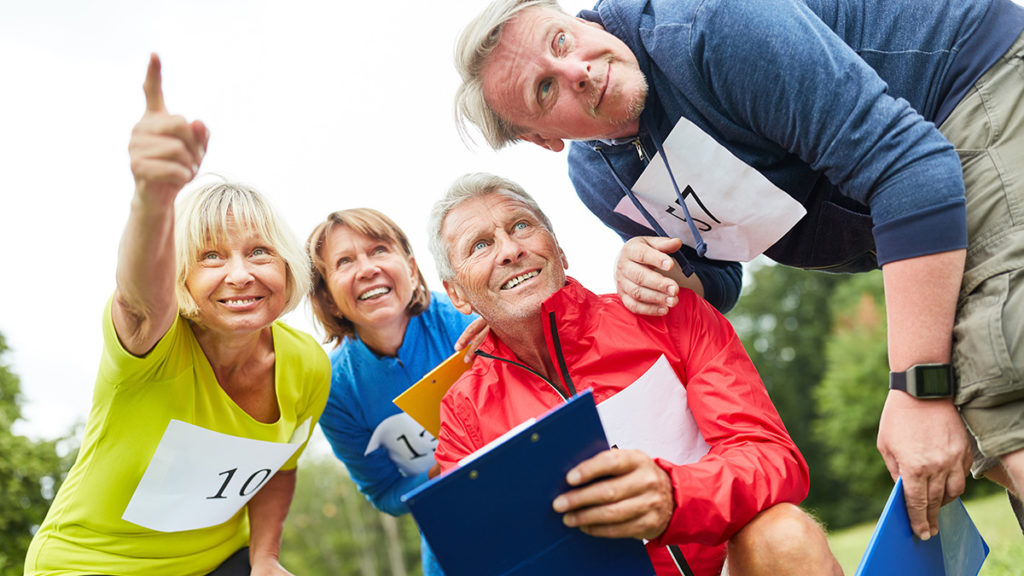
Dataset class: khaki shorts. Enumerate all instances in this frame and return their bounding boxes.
[940,31,1024,476]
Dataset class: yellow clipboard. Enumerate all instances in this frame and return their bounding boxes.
[393,350,472,437]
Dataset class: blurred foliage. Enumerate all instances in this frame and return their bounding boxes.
[729,262,999,529]
[727,262,851,525]
[280,454,424,576]
[0,332,76,576]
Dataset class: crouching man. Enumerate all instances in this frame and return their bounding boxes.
[427,173,843,576]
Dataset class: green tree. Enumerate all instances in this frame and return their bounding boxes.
[0,332,72,575]
[727,261,848,524]
[812,271,893,526]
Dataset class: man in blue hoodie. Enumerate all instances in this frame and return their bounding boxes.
[453,0,1024,542]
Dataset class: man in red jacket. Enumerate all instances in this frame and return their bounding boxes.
[426,172,842,576]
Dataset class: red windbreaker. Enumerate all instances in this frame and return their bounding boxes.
[435,278,809,576]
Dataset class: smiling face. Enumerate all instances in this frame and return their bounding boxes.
[482,6,647,150]
[442,192,567,331]
[184,219,288,339]
[321,225,419,337]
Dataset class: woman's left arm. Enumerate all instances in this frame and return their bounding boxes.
[247,468,297,576]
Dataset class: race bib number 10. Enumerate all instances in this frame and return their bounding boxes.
[122,419,309,532]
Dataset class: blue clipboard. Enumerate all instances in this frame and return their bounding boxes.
[855,477,989,576]
[402,390,656,576]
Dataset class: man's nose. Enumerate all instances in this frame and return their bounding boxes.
[496,231,525,265]
[562,58,592,92]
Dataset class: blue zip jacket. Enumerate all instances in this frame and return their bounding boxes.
[569,0,1024,311]
[319,293,476,576]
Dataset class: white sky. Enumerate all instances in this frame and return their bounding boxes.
[0,0,621,441]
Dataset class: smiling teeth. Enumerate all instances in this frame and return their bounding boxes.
[359,287,391,300]
[502,271,539,290]
[225,298,257,305]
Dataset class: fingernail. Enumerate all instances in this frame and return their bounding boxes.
[553,496,567,512]
[567,470,580,485]
[562,514,577,527]
[919,532,930,542]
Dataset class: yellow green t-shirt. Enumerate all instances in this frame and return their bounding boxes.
[24,300,330,576]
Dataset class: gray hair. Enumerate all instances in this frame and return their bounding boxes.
[454,0,563,150]
[429,173,555,281]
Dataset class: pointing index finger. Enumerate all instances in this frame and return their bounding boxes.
[143,53,166,113]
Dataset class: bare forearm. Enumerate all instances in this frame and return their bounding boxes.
[878,249,970,540]
[113,54,207,354]
[248,469,296,568]
[113,193,178,339]
[881,250,965,369]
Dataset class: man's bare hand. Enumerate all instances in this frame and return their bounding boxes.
[877,391,971,540]
[552,448,674,540]
[616,236,682,316]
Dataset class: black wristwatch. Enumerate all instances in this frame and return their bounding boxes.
[889,363,954,398]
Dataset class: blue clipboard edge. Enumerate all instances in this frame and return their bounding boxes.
[854,477,990,576]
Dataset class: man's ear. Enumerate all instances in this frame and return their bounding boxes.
[521,132,566,153]
[443,279,475,315]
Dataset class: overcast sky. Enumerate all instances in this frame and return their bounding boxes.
[0,0,623,442]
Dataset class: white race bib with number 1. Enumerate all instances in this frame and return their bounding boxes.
[122,418,309,532]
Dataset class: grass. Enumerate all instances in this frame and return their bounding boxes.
[827,491,1023,575]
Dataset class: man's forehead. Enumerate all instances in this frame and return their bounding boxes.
[445,194,534,233]
[482,7,569,117]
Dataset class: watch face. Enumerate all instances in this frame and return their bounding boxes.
[916,365,953,397]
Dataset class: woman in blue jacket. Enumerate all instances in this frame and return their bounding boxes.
[306,208,476,575]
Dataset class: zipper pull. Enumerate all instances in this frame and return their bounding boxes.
[633,137,649,163]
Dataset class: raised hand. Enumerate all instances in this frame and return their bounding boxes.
[127,53,208,202]
[616,236,682,316]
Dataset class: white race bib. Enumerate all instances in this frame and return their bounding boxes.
[121,419,309,532]
[365,412,438,476]
[596,355,709,466]
[615,116,806,261]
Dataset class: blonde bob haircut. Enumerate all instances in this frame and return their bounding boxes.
[174,179,311,320]
[454,0,563,150]
[306,208,431,347]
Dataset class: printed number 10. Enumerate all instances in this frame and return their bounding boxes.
[207,467,272,500]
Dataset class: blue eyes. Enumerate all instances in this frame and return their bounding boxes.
[539,81,553,100]
[557,33,566,50]
[471,222,530,253]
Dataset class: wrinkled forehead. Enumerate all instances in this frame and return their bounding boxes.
[482,6,568,115]
[443,193,540,242]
